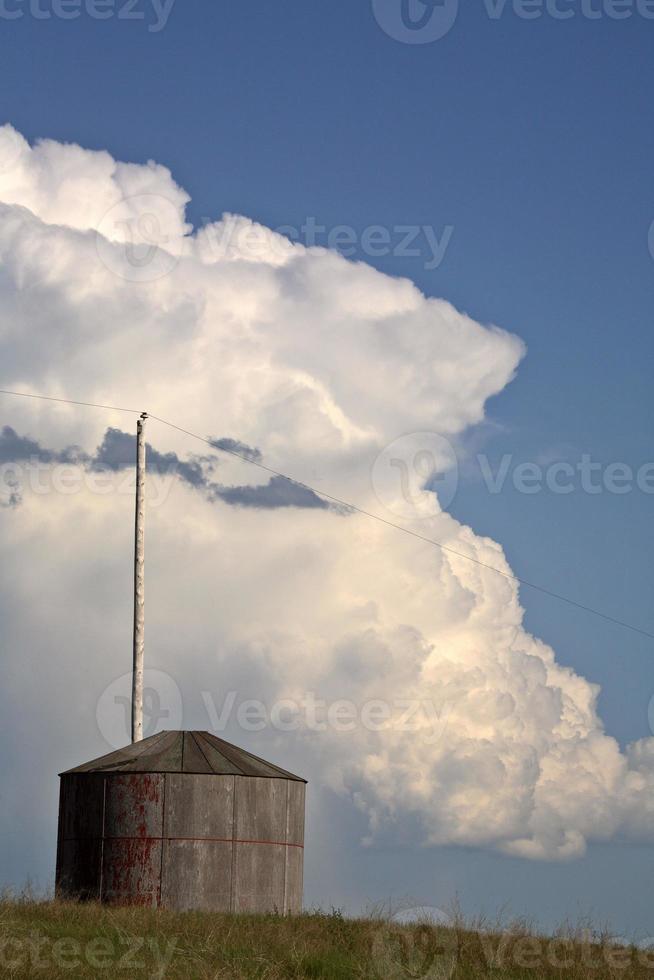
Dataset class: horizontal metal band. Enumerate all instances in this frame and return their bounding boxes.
[63,835,304,849]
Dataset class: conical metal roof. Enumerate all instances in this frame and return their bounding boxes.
[60,730,306,781]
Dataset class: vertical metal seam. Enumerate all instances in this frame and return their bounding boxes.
[158,773,166,909]
[55,778,63,896]
[191,732,215,772]
[283,780,290,915]
[300,784,305,911]
[229,775,237,913]
[99,775,106,902]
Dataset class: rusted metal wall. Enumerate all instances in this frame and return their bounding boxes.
[56,773,104,901]
[56,772,305,913]
[102,773,163,907]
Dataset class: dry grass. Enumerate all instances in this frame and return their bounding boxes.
[0,894,651,978]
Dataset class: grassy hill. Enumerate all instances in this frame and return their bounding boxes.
[0,896,651,978]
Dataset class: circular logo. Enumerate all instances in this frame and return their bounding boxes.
[0,126,24,176]
[96,193,183,282]
[372,0,460,44]
[96,668,183,749]
[371,432,458,519]
[371,907,458,979]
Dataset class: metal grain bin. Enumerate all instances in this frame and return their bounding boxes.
[56,730,306,913]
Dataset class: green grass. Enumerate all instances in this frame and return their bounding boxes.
[0,896,651,978]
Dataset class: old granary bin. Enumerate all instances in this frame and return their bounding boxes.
[56,730,306,913]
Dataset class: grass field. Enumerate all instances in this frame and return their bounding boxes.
[0,896,652,978]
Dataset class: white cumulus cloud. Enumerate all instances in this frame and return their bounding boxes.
[1,123,652,865]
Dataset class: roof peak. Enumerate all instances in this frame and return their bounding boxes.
[60,730,306,781]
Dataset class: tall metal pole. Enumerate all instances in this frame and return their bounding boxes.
[131,412,147,743]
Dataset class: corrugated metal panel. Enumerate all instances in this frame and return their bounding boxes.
[163,773,234,839]
[234,777,288,843]
[199,732,306,781]
[160,839,233,912]
[101,774,164,906]
[63,731,177,774]
[142,731,183,773]
[284,846,304,915]
[286,782,306,846]
[102,838,162,907]
[191,734,245,776]
[232,841,287,914]
[103,773,164,838]
[181,733,214,774]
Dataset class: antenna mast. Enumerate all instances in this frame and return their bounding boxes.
[131,412,147,742]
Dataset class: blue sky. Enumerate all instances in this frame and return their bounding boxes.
[1,0,653,935]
